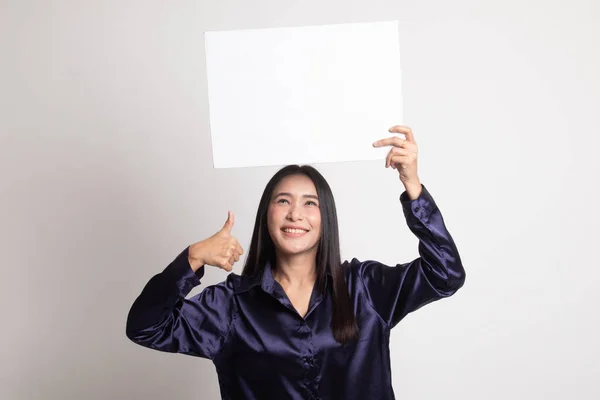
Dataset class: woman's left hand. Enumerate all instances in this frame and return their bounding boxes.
[373,125,422,199]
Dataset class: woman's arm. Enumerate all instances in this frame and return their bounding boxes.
[352,184,465,328]
[126,212,244,359]
[359,125,466,328]
[125,247,236,359]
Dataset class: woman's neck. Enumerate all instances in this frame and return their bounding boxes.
[273,253,317,289]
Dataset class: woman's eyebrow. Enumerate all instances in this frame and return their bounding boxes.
[274,192,319,200]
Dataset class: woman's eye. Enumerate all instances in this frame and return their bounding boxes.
[277,199,289,204]
[306,201,318,206]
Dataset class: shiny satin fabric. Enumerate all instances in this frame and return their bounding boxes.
[126,185,466,400]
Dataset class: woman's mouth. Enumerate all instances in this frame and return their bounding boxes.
[281,228,309,237]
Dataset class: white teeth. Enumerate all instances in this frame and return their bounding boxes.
[283,228,307,234]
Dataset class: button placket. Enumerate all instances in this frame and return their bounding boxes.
[299,320,319,398]
[303,355,315,367]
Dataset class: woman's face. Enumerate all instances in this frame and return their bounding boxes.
[267,174,322,258]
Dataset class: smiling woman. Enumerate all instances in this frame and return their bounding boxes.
[125,125,466,400]
[268,175,322,258]
[245,166,357,340]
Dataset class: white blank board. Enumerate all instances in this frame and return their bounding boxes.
[204,20,403,169]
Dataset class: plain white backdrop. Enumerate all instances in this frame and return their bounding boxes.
[1,0,599,399]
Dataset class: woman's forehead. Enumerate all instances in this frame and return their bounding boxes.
[273,175,317,195]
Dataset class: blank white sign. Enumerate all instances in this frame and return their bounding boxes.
[204,20,403,169]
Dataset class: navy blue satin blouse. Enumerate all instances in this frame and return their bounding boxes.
[126,185,466,399]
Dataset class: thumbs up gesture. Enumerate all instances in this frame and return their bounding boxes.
[188,211,244,272]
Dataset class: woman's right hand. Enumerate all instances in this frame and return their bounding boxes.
[188,211,244,272]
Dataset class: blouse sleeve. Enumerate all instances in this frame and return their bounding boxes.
[125,247,236,360]
[354,184,466,328]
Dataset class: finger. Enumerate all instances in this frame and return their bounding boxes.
[228,239,243,256]
[233,252,240,262]
[386,148,411,168]
[221,211,235,233]
[219,255,231,267]
[401,141,418,153]
[389,155,412,169]
[221,257,233,271]
[388,125,415,143]
[235,242,244,255]
[390,147,412,156]
[373,136,407,148]
[228,255,236,268]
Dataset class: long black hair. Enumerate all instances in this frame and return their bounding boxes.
[242,165,359,344]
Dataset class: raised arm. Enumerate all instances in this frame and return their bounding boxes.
[361,125,466,328]
[352,184,465,328]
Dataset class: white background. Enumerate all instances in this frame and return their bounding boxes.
[1,0,599,399]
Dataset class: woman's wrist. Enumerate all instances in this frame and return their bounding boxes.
[402,179,422,200]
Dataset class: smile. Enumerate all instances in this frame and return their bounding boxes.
[282,228,309,235]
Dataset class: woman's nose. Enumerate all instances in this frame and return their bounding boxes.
[287,206,303,221]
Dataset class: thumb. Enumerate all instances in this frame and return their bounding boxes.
[221,211,234,233]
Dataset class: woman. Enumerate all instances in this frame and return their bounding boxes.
[126,125,466,400]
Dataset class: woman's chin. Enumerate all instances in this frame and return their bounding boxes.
[276,244,317,258]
